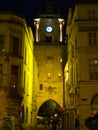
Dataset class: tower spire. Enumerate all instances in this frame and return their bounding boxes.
[39,0,60,18]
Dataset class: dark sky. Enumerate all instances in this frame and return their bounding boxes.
[0,0,76,29]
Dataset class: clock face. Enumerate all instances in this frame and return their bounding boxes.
[46,26,53,32]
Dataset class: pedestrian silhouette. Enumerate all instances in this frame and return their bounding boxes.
[85,111,98,130]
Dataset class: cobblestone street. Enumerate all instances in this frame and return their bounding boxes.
[34,124,62,130]
[36,127,50,130]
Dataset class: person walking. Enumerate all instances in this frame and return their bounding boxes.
[75,116,80,130]
[51,115,59,130]
[85,111,98,130]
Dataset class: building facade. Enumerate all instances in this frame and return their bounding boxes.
[1,1,98,130]
[34,0,67,118]
[0,12,37,130]
[66,0,98,130]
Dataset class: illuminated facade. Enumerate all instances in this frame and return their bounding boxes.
[66,0,98,130]
[0,12,37,130]
[34,0,67,116]
[1,1,98,130]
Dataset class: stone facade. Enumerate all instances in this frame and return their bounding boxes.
[66,1,98,130]
[0,12,37,130]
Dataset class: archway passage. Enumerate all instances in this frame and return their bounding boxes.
[38,99,61,118]
[91,94,98,112]
[37,99,63,126]
[85,94,98,129]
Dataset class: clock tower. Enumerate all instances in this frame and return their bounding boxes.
[34,0,65,44]
[34,0,67,111]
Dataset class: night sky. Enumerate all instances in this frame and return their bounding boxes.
[0,0,76,29]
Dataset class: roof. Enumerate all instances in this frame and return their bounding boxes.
[39,0,60,18]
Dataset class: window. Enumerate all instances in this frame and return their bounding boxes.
[46,56,54,63]
[24,71,26,93]
[0,64,3,73]
[10,65,19,95]
[46,35,52,43]
[71,44,74,57]
[76,63,78,84]
[75,37,77,50]
[88,32,97,46]
[40,84,43,90]
[70,97,74,106]
[71,66,73,83]
[0,64,3,83]
[65,35,68,44]
[21,106,24,123]
[24,47,27,64]
[12,36,21,57]
[89,59,98,80]
[88,10,95,20]
[26,107,28,123]
[0,35,4,53]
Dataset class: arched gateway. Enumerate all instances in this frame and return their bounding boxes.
[34,0,67,127]
[37,99,63,127]
[34,0,67,125]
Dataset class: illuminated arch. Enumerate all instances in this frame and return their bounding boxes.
[37,99,61,118]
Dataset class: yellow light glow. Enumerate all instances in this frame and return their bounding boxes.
[13,85,15,88]
[47,72,51,78]
[65,62,69,81]
[60,58,62,63]
[58,73,61,77]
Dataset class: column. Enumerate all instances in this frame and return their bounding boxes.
[34,18,40,42]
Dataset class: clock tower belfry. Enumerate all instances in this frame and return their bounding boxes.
[34,0,65,43]
[34,0,67,111]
